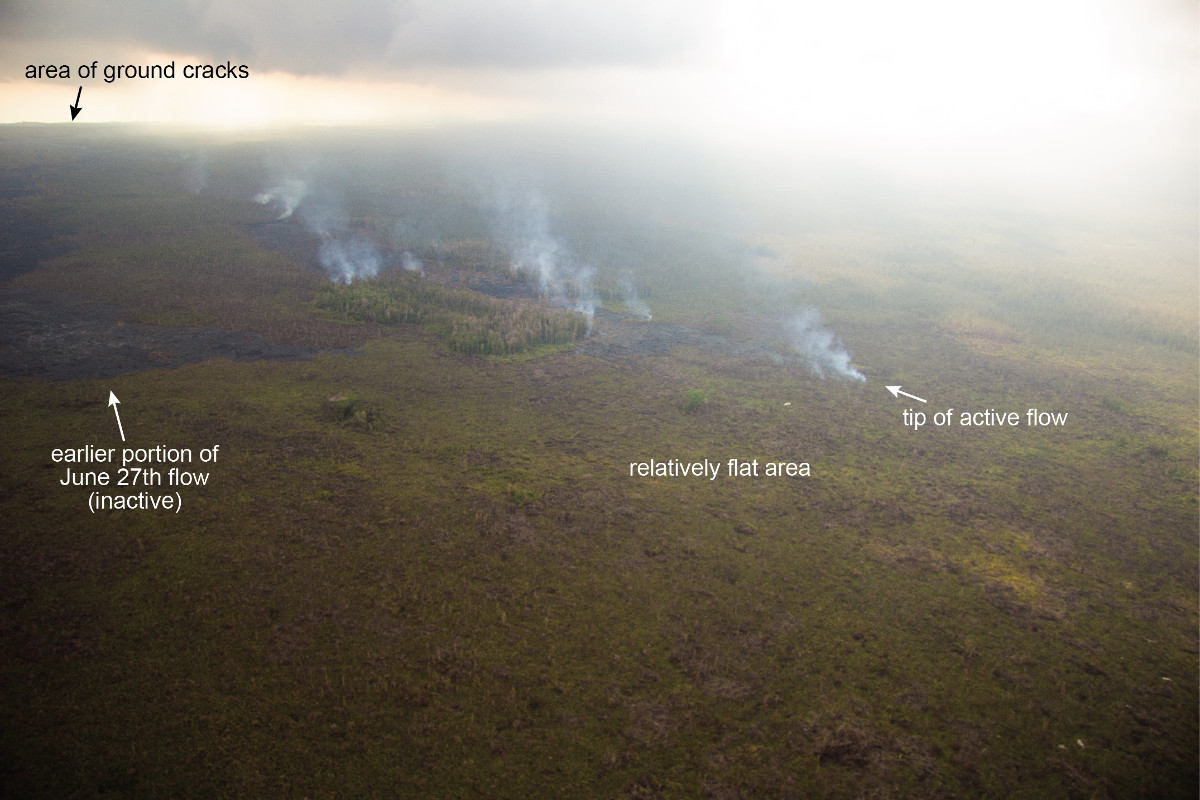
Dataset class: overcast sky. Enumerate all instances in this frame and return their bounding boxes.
[1,0,1196,189]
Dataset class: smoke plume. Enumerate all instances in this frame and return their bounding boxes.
[400,250,424,274]
[618,275,651,319]
[318,233,381,284]
[255,179,310,219]
[498,189,600,330]
[566,265,598,325]
[254,177,382,283]
[182,152,208,194]
[302,198,381,284]
[786,308,865,381]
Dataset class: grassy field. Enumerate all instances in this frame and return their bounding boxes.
[0,126,1196,799]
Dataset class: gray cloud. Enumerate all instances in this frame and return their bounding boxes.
[2,0,709,76]
[384,0,701,69]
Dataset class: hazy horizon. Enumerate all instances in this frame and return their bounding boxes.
[2,0,1195,205]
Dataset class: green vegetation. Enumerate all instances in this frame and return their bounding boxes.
[322,394,379,430]
[681,388,706,414]
[315,272,588,356]
[0,127,1195,799]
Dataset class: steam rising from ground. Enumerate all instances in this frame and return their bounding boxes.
[256,178,381,283]
[302,199,381,284]
[569,266,598,325]
[507,193,559,291]
[317,233,381,284]
[618,275,651,319]
[255,179,310,219]
[400,251,424,274]
[182,152,208,194]
[787,308,865,381]
[498,189,600,330]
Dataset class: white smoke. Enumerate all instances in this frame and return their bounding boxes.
[618,275,652,319]
[787,308,865,381]
[507,192,559,292]
[318,233,381,284]
[255,179,310,219]
[500,189,600,331]
[567,265,599,327]
[254,180,382,283]
[182,152,208,194]
[400,250,424,274]
[514,234,560,294]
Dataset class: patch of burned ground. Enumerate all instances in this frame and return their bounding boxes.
[0,288,355,382]
[580,308,800,364]
[245,219,322,267]
[0,173,76,282]
[0,173,367,380]
[423,267,540,300]
[0,212,73,284]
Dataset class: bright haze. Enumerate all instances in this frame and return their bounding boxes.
[2,0,1195,194]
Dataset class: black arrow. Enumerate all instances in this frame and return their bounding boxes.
[69,86,82,120]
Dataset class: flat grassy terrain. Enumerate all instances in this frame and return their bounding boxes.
[1,126,1196,799]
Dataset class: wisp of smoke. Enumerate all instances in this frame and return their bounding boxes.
[255,179,310,219]
[183,152,208,194]
[618,275,652,319]
[255,179,382,283]
[499,189,600,331]
[506,192,559,293]
[400,250,424,274]
[567,266,598,329]
[319,233,381,284]
[787,308,865,381]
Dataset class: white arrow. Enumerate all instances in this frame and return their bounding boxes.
[108,391,126,441]
[886,385,927,404]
